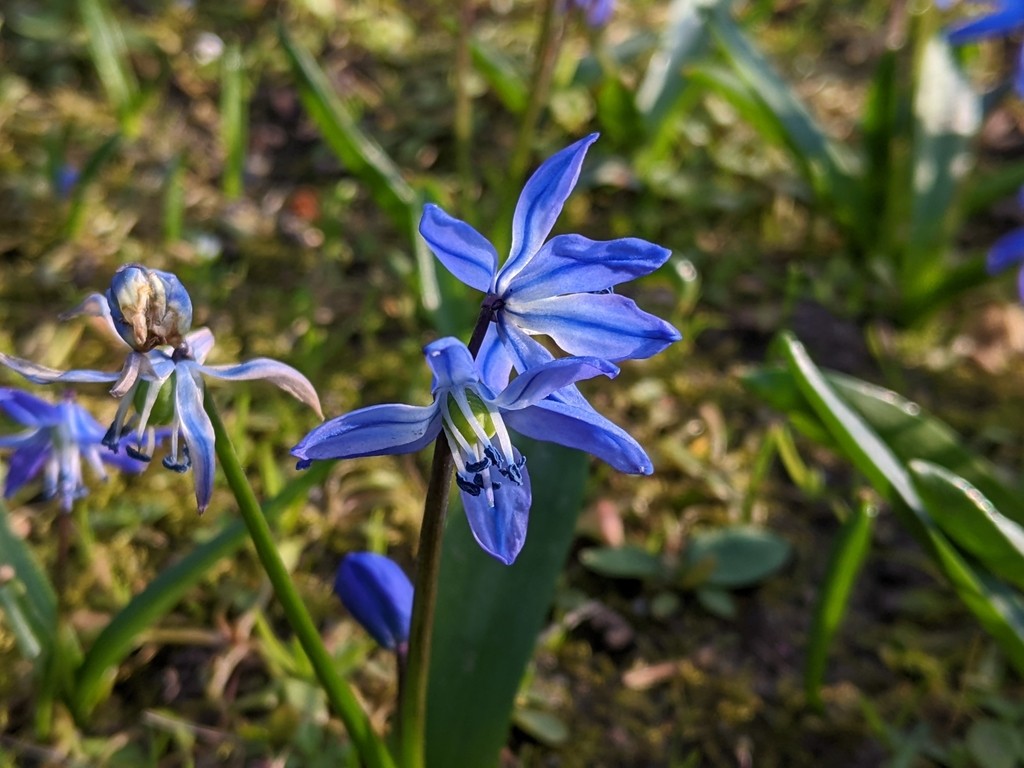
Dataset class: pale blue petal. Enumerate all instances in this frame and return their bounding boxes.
[199,358,322,418]
[419,205,499,293]
[504,391,652,474]
[175,367,216,512]
[186,328,215,365]
[987,227,1024,274]
[0,353,120,385]
[506,292,681,360]
[0,431,39,449]
[62,401,107,444]
[496,319,557,372]
[507,235,671,302]
[100,445,150,473]
[59,292,127,347]
[4,436,50,498]
[424,337,478,391]
[492,356,617,410]
[461,454,531,565]
[948,5,1024,43]
[292,403,441,465]
[498,134,599,291]
[0,388,61,428]
[477,324,514,393]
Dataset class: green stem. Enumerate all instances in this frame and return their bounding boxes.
[398,306,494,768]
[207,399,394,768]
[508,0,564,186]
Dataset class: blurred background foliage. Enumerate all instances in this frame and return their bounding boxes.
[2,0,1024,765]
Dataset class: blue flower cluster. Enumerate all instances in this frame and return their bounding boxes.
[294,134,679,564]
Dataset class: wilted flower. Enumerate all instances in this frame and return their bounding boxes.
[293,337,644,565]
[0,268,322,512]
[0,388,148,511]
[943,0,1024,95]
[418,134,680,372]
[334,552,414,651]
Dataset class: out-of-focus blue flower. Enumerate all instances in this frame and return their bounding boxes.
[943,0,1024,95]
[986,186,1024,299]
[293,337,636,565]
[0,388,148,511]
[419,134,680,370]
[0,271,322,513]
[564,0,614,27]
[334,552,413,651]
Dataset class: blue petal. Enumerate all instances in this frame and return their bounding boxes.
[461,453,531,565]
[175,366,217,512]
[424,337,478,391]
[477,324,514,393]
[292,403,441,464]
[505,292,681,361]
[199,358,322,418]
[492,356,617,410]
[4,435,51,499]
[61,400,106,444]
[185,328,215,365]
[334,552,414,649]
[419,205,499,293]
[498,134,599,291]
[987,227,1024,274]
[0,388,61,428]
[0,353,120,386]
[60,292,127,348]
[504,389,652,474]
[948,5,1024,43]
[99,445,151,473]
[507,234,671,302]
[1016,44,1024,96]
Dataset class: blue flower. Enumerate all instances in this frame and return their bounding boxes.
[418,134,680,368]
[944,0,1024,95]
[0,277,322,513]
[334,552,413,651]
[564,0,614,27]
[293,337,631,565]
[0,388,148,511]
[987,186,1024,299]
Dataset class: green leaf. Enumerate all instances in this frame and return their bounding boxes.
[685,525,791,588]
[0,500,57,660]
[162,152,185,243]
[707,12,864,239]
[469,38,527,114]
[910,461,1024,591]
[805,503,874,709]
[512,708,570,747]
[77,0,141,133]
[579,546,665,580]
[65,134,121,238]
[778,333,1024,674]
[635,0,725,132]
[427,440,589,767]
[277,24,441,316]
[220,39,248,200]
[966,719,1023,768]
[904,36,981,299]
[695,586,737,619]
[71,461,332,721]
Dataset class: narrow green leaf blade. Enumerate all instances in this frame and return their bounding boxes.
[469,38,527,114]
[77,0,139,129]
[220,40,248,200]
[805,503,874,709]
[910,461,1024,590]
[0,500,57,659]
[427,440,589,767]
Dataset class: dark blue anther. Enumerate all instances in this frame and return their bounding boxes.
[162,456,189,473]
[484,445,502,466]
[125,444,152,462]
[466,457,489,472]
[456,474,482,496]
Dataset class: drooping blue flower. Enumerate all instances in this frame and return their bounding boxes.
[334,552,414,651]
[0,388,148,511]
[563,0,615,27]
[0,270,322,513]
[943,0,1024,95]
[292,337,637,565]
[419,134,680,369]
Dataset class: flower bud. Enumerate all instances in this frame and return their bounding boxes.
[107,264,193,352]
[334,552,413,650]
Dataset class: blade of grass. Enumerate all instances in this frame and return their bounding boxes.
[71,461,332,720]
[163,152,185,243]
[77,0,141,134]
[220,40,248,200]
[0,500,57,659]
[65,134,121,238]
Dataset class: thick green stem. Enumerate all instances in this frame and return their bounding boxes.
[398,306,495,768]
[207,399,394,768]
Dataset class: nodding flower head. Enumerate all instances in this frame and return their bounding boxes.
[107,264,193,353]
